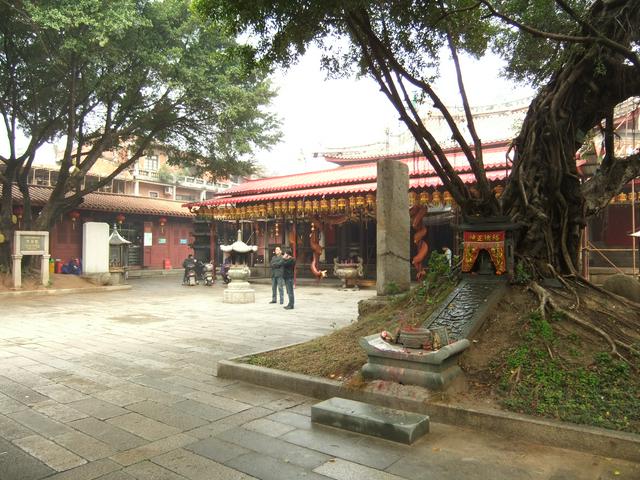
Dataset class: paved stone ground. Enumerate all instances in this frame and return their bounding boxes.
[1,277,638,480]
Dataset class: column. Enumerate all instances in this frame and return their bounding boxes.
[41,254,50,286]
[12,254,23,289]
[376,159,410,295]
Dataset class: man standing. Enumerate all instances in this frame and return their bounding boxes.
[282,248,296,310]
[270,246,284,304]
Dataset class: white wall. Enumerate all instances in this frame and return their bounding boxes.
[83,222,109,274]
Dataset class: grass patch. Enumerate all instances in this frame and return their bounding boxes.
[244,276,457,380]
[495,311,640,433]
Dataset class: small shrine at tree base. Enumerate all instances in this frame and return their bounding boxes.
[457,216,519,279]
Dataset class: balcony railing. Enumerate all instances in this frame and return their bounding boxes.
[136,169,159,180]
[176,176,231,190]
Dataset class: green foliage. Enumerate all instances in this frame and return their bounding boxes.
[385,282,401,296]
[489,0,592,86]
[497,312,640,433]
[157,165,176,184]
[514,261,531,284]
[0,0,281,232]
[193,0,494,79]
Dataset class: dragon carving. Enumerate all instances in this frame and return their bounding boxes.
[309,214,351,279]
[410,205,429,280]
[309,217,327,279]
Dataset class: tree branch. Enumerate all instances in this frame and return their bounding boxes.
[480,0,640,70]
[582,152,640,216]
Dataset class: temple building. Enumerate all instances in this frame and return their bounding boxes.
[183,140,512,280]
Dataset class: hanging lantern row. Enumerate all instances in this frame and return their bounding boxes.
[408,185,505,207]
[196,185,510,221]
[408,190,453,207]
[198,194,377,221]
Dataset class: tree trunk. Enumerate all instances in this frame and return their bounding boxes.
[0,163,18,269]
[502,1,640,275]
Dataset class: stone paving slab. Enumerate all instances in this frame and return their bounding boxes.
[67,398,128,420]
[125,401,209,431]
[43,458,122,480]
[151,448,255,480]
[32,400,90,423]
[124,460,191,480]
[0,412,37,440]
[9,409,75,438]
[314,458,406,480]
[52,430,117,461]
[0,437,55,480]
[109,433,198,467]
[280,426,406,470]
[14,434,86,471]
[217,428,332,470]
[106,412,182,441]
[225,452,330,480]
[184,436,250,464]
[68,418,148,451]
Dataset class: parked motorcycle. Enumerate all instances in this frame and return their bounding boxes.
[184,265,197,286]
[202,262,215,286]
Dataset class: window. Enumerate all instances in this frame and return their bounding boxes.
[145,155,159,171]
[176,194,195,202]
[112,180,126,194]
[149,191,159,198]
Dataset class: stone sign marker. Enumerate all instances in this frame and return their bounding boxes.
[376,159,410,295]
[12,230,50,289]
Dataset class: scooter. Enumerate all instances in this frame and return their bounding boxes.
[202,262,215,286]
[184,265,197,286]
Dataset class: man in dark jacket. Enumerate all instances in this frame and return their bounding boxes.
[282,248,296,310]
[182,254,196,284]
[270,246,285,304]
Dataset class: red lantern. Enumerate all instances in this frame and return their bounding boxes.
[159,216,167,233]
[69,210,81,230]
[13,206,24,227]
[116,213,126,225]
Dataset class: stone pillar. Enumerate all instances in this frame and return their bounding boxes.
[41,254,50,286]
[12,254,23,289]
[376,159,410,295]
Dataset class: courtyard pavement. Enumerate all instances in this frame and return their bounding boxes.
[0,277,638,480]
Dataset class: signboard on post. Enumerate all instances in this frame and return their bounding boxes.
[12,231,50,289]
[19,234,46,254]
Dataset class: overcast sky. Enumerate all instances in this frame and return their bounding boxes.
[4,45,535,175]
[258,46,535,176]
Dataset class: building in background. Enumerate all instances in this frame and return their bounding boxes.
[5,143,245,271]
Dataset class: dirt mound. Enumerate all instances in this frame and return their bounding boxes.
[0,272,95,291]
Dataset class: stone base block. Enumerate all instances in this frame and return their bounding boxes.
[359,335,470,390]
[223,287,255,304]
[311,397,429,444]
[361,362,462,390]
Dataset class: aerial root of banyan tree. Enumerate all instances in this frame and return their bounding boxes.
[529,277,640,369]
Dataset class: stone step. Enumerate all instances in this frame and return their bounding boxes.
[311,397,429,445]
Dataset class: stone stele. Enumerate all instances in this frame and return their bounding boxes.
[376,158,410,295]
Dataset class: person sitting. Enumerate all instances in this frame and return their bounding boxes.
[61,258,82,275]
